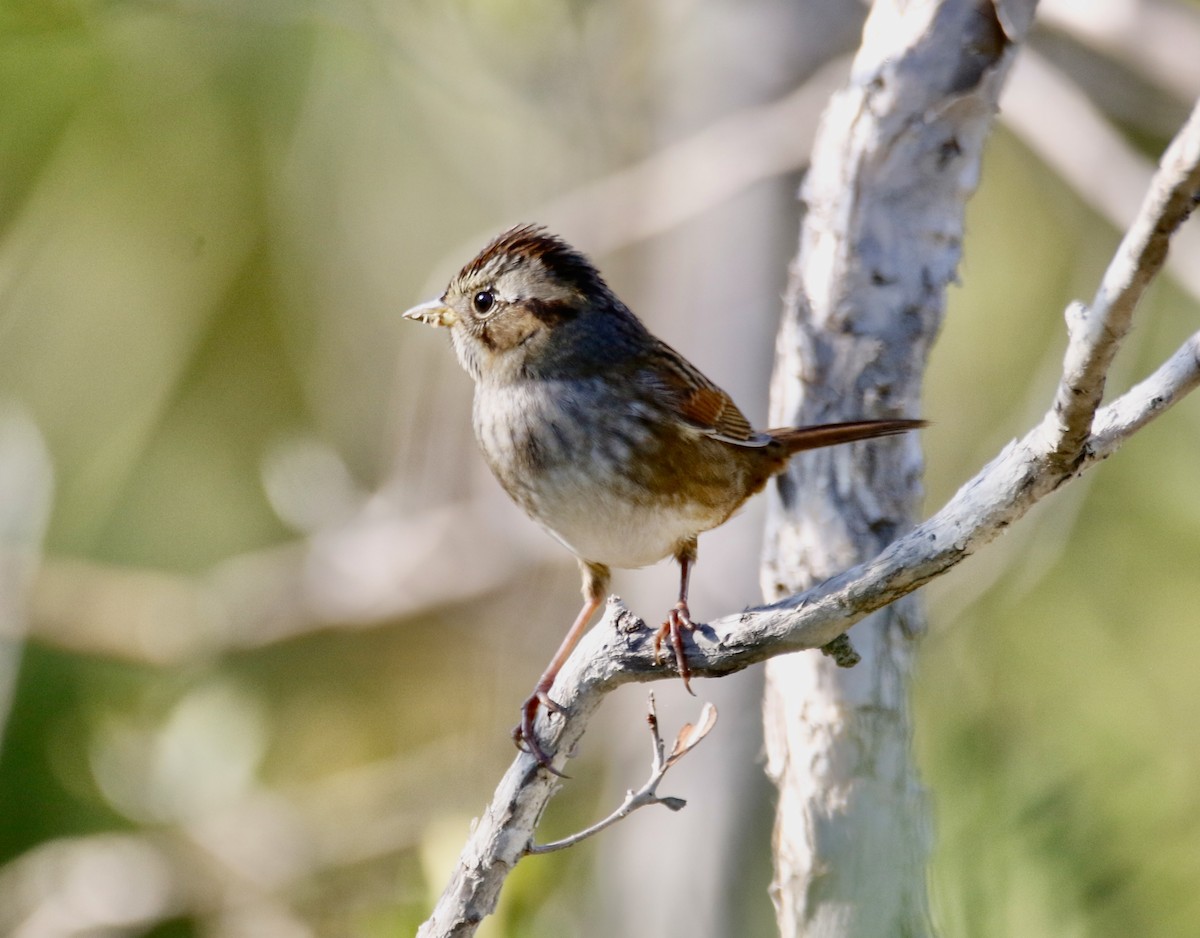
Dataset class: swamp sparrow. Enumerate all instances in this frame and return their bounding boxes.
[405,225,924,769]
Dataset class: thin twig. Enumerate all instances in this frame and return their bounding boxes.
[527,694,717,855]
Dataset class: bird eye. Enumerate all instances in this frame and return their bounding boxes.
[472,290,495,316]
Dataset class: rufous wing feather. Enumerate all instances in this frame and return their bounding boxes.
[647,340,766,444]
[676,384,758,442]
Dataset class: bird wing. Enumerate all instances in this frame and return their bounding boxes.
[643,340,771,447]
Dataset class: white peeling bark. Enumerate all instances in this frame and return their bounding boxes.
[761,2,1037,936]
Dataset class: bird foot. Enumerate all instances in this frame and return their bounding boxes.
[512,687,568,776]
[653,602,696,695]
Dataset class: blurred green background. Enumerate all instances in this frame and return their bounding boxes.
[1,1,1198,936]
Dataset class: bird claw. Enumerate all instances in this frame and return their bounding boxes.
[512,690,568,777]
[653,602,696,695]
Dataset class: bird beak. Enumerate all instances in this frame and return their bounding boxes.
[403,299,458,328]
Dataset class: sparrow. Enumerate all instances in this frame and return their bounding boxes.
[405,224,924,769]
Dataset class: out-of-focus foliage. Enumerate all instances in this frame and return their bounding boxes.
[0,0,1197,935]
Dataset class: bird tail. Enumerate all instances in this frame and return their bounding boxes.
[768,419,927,456]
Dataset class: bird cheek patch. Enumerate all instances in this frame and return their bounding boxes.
[524,297,577,327]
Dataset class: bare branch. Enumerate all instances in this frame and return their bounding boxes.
[527,695,716,855]
[1044,97,1200,464]
[418,93,1200,938]
[419,312,1200,937]
[1090,330,1200,457]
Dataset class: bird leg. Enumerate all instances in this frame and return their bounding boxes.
[514,562,609,772]
[654,543,697,695]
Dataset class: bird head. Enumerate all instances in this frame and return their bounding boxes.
[403,224,616,384]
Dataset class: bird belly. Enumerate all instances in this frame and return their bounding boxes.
[529,476,708,568]
[473,379,718,569]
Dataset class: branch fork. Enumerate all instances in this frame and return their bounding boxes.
[528,694,717,855]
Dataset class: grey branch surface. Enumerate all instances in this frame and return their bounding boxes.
[418,38,1200,938]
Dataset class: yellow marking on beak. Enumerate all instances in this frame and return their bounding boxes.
[403,299,458,328]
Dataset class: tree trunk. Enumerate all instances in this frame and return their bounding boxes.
[761,2,1037,935]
